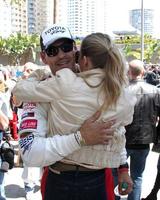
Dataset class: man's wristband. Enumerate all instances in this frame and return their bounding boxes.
[74,131,86,146]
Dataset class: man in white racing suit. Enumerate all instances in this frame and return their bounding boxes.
[13,25,116,200]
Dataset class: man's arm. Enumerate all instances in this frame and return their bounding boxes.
[19,103,114,167]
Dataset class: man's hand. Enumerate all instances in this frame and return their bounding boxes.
[80,111,115,145]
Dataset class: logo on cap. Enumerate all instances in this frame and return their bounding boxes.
[44,26,66,35]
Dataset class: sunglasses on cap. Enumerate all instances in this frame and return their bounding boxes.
[45,42,74,57]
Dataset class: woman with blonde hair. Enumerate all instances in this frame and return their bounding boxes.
[13,32,136,200]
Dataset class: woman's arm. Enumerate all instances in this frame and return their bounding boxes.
[12,68,75,102]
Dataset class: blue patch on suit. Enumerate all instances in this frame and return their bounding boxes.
[19,134,34,154]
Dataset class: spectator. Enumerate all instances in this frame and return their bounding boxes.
[0,73,10,200]
[113,59,160,200]
[144,65,160,86]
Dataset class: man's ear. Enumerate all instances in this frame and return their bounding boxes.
[73,44,77,51]
[40,52,47,64]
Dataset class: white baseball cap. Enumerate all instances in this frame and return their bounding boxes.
[41,24,74,49]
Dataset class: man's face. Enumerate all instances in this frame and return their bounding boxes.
[41,39,76,75]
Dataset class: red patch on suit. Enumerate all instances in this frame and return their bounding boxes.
[20,119,37,130]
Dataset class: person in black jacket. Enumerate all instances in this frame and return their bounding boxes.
[125,60,160,200]
[144,70,160,86]
[144,65,160,86]
[113,59,160,200]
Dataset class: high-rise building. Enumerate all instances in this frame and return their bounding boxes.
[1,0,158,39]
[55,0,113,38]
[54,0,67,25]
[0,0,54,37]
[35,0,54,34]
[130,9,154,35]
[28,0,36,34]
[28,0,54,34]
[0,0,28,37]
[67,0,93,37]
[0,0,11,38]
[11,0,28,34]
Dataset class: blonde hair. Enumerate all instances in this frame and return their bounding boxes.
[80,33,127,110]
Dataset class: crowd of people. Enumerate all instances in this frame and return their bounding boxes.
[0,63,42,200]
[144,64,160,86]
[0,23,159,200]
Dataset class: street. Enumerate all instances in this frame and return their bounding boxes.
[4,148,160,200]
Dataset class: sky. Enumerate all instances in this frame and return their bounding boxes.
[112,0,160,21]
[110,0,160,35]
[116,0,160,10]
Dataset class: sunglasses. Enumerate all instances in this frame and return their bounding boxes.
[45,42,74,57]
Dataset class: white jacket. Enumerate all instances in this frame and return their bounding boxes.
[13,68,137,168]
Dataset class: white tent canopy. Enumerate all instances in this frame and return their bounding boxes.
[113,24,140,35]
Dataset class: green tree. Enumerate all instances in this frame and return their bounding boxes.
[2,33,39,65]
[116,34,160,63]
[122,44,141,60]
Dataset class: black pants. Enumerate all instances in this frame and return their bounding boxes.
[44,169,107,200]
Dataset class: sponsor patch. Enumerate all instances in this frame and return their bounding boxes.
[23,103,36,111]
[20,119,37,130]
[19,134,34,154]
[21,112,34,119]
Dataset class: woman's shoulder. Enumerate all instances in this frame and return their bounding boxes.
[55,68,77,84]
[56,68,76,76]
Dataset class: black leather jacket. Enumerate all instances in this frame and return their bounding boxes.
[125,79,160,145]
